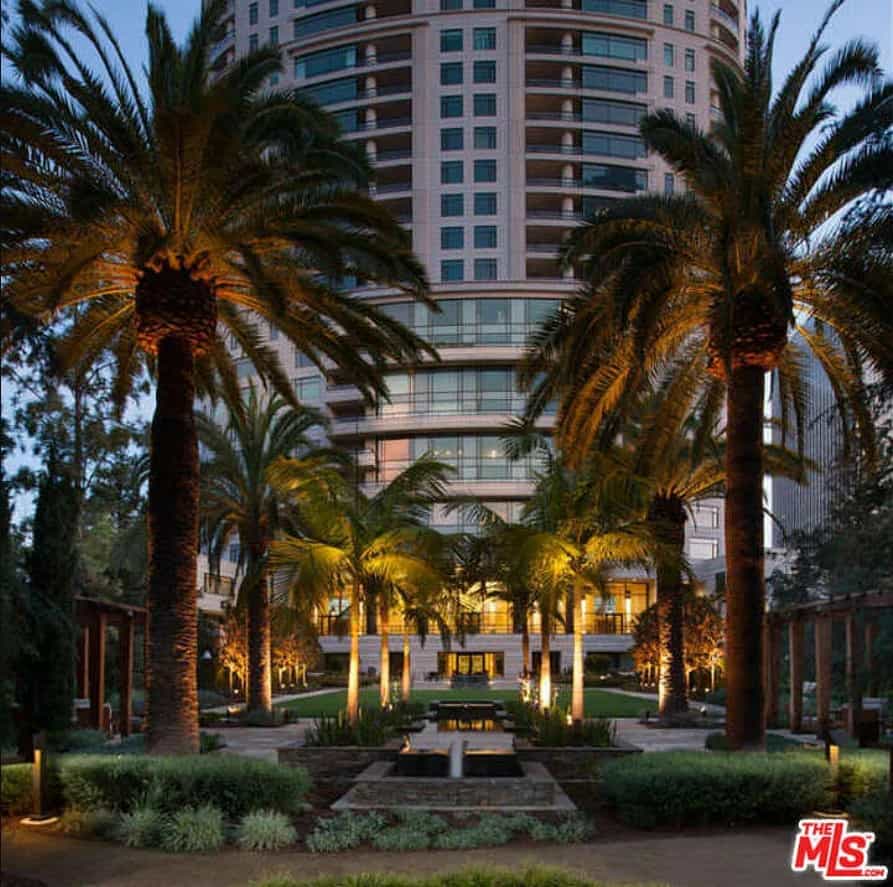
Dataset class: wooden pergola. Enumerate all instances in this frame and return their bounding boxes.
[75,596,147,737]
[764,589,892,739]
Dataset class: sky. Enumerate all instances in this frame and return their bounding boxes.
[2,0,891,521]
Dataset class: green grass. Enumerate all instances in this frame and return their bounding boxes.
[275,688,649,719]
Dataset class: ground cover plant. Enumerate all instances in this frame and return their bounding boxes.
[304,810,594,853]
[255,868,669,887]
[237,810,299,851]
[277,689,648,719]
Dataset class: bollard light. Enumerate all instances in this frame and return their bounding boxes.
[21,734,58,826]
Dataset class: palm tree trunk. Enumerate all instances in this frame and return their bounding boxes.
[379,596,390,707]
[539,607,552,711]
[725,363,766,749]
[246,571,272,718]
[651,496,688,719]
[402,631,411,702]
[146,336,200,755]
[347,581,361,724]
[571,580,584,722]
[521,621,530,677]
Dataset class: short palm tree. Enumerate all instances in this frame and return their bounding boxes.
[198,386,336,718]
[2,1,430,752]
[521,2,892,747]
[270,457,452,722]
[516,455,652,720]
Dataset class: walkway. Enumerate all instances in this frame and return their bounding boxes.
[1,823,828,887]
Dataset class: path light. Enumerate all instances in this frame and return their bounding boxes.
[21,734,57,826]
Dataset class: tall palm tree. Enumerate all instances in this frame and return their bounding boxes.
[516,456,652,720]
[2,1,430,753]
[270,457,451,723]
[198,386,336,719]
[521,2,892,747]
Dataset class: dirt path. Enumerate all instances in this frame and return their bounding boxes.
[1,823,828,887]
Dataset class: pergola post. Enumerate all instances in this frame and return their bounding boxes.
[119,615,134,737]
[845,611,863,740]
[788,618,804,732]
[814,613,833,734]
[864,621,878,697]
[88,610,107,731]
[763,618,781,728]
[76,626,89,699]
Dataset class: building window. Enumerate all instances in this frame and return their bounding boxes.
[249,33,258,52]
[441,160,464,184]
[582,163,647,192]
[269,25,278,45]
[582,130,646,159]
[294,45,357,80]
[474,0,495,7]
[685,48,695,72]
[473,60,496,83]
[474,159,497,182]
[249,2,258,25]
[441,95,464,118]
[663,3,673,26]
[474,192,497,215]
[664,43,674,66]
[473,27,496,51]
[441,260,464,282]
[441,127,464,150]
[689,538,718,560]
[441,193,464,216]
[664,173,675,195]
[440,0,462,8]
[293,6,357,39]
[474,126,497,149]
[474,225,497,248]
[684,9,695,31]
[270,0,278,14]
[693,504,720,528]
[441,62,463,85]
[441,226,465,249]
[295,350,315,368]
[474,259,498,281]
[685,80,695,104]
[581,32,647,62]
[686,112,696,128]
[663,76,674,99]
[441,29,463,52]
[474,93,497,116]
[582,65,647,95]
[582,97,646,126]
[582,0,647,17]
[298,376,322,402]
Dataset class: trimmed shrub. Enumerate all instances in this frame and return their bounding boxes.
[1,763,34,814]
[49,729,108,753]
[255,870,668,887]
[836,750,888,808]
[59,754,310,818]
[118,803,166,848]
[849,790,893,861]
[305,812,387,853]
[528,814,595,845]
[704,732,809,753]
[599,751,833,828]
[161,804,225,853]
[60,806,119,839]
[198,690,227,710]
[237,809,298,851]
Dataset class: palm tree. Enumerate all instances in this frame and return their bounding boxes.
[516,456,652,720]
[521,2,892,747]
[270,457,451,723]
[198,386,335,719]
[2,1,430,753]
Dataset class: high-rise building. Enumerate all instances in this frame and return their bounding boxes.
[200,0,745,677]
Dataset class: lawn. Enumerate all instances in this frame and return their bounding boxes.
[275,687,651,719]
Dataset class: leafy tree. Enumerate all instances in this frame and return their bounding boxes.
[271,458,451,722]
[198,387,335,718]
[271,607,320,689]
[522,2,892,747]
[3,0,430,752]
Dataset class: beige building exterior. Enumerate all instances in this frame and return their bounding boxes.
[203,0,745,677]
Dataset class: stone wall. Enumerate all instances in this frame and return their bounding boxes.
[278,745,397,783]
[515,741,641,781]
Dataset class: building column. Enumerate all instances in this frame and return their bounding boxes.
[88,611,107,731]
[119,615,135,737]
[814,613,833,734]
[763,618,781,728]
[76,626,89,699]
[845,611,863,740]
[864,621,878,697]
[788,618,804,732]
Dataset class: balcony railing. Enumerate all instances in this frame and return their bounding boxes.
[527,78,581,90]
[358,83,412,100]
[210,30,235,59]
[358,49,412,67]
[317,614,350,636]
[710,3,739,32]
[527,242,563,254]
[526,44,581,56]
[527,143,581,155]
[528,176,646,193]
[526,111,583,122]
[527,209,583,221]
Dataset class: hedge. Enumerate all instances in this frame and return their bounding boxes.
[256,870,669,887]
[2,754,310,819]
[599,751,833,828]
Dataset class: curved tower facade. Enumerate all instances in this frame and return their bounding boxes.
[202,0,743,676]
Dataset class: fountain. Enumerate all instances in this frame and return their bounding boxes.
[332,700,574,811]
